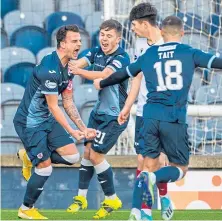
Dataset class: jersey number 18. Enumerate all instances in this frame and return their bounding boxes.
[154,60,183,91]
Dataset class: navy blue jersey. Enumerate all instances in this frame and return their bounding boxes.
[14,51,74,127]
[83,46,130,116]
[126,42,215,123]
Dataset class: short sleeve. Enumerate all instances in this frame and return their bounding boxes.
[193,49,216,69]
[38,69,59,95]
[83,47,99,66]
[106,54,130,72]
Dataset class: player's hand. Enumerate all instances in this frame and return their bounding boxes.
[68,61,81,75]
[118,106,130,125]
[83,128,97,139]
[70,130,85,141]
[94,78,102,90]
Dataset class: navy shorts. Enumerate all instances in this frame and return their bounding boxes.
[14,119,74,166]
[85,111,128,154]
[134,116,144,154]
[139,118,190,166]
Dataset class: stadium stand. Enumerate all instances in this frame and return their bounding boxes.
[4,10,43,39]
[20,0,55,23]
[1,28,8,49]
[74,84,98,125]
[4,62,35,87]
[1,83,24,154]
[1,0,19,18]
[45,11,85,35]
[1,47,36,73]
[36,47,55,64]
[10,25,50,55]
[206,13,221,35]
[58,0,94,21]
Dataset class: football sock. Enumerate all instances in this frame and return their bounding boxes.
[132,176,144,209]
[78,158,94,195]
[94,160,115,196]
[157,182,168,196]
[23,166,52,207]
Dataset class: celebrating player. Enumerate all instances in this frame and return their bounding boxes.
[66,19,130,219]
[94,16,222,220]
[14,25,96,219]
[117,3,173,220]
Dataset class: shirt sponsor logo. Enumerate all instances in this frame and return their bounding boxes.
[112,60,122,68]
[45,80,57,89]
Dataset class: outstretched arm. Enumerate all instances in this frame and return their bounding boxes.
[62,87,96,139]
[68,62,114,80]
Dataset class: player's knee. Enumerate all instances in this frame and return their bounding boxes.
[83,145,91,159]
[62,153,80,164]
[137,154,144,170]
[35,165,53,176]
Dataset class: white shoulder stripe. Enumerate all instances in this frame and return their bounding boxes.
[207,55,216,69]
[126,66,133,77]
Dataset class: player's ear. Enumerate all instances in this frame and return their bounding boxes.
[161,29,165,38]
[181,30,184,37]
[60,41,66,49]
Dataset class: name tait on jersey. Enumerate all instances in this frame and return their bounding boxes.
[158,51,174,59]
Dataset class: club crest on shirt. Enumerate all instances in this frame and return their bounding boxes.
[37,153,43,159]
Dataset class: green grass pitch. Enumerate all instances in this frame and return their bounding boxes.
[1,209,222,220]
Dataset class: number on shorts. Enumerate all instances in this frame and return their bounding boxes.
[94,130,106,144]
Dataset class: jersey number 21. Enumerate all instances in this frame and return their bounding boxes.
[154,60,183,91]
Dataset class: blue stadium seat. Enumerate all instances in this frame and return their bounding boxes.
[10,26,50,55]
[59,0,93,21]
[4,10,43,39]
[1,29,8,49]
[1,47,36,73]
[4,62,35,87]
[206,14,221,35]
[36,47,56,64]
[175,12,203,31]
[91,30,99,47]
[51,27,90,52]
[85,11,103,36]
[45,12,85,35]
[20,0,55,22]
[1,0,18,18]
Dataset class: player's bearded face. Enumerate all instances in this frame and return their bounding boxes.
[99,29,121,54]
[64,31,82,59]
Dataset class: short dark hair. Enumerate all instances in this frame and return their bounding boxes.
[99,19,122,35]
[162,16,183,30]
[56,25,79,48]
[129,2,157,26]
